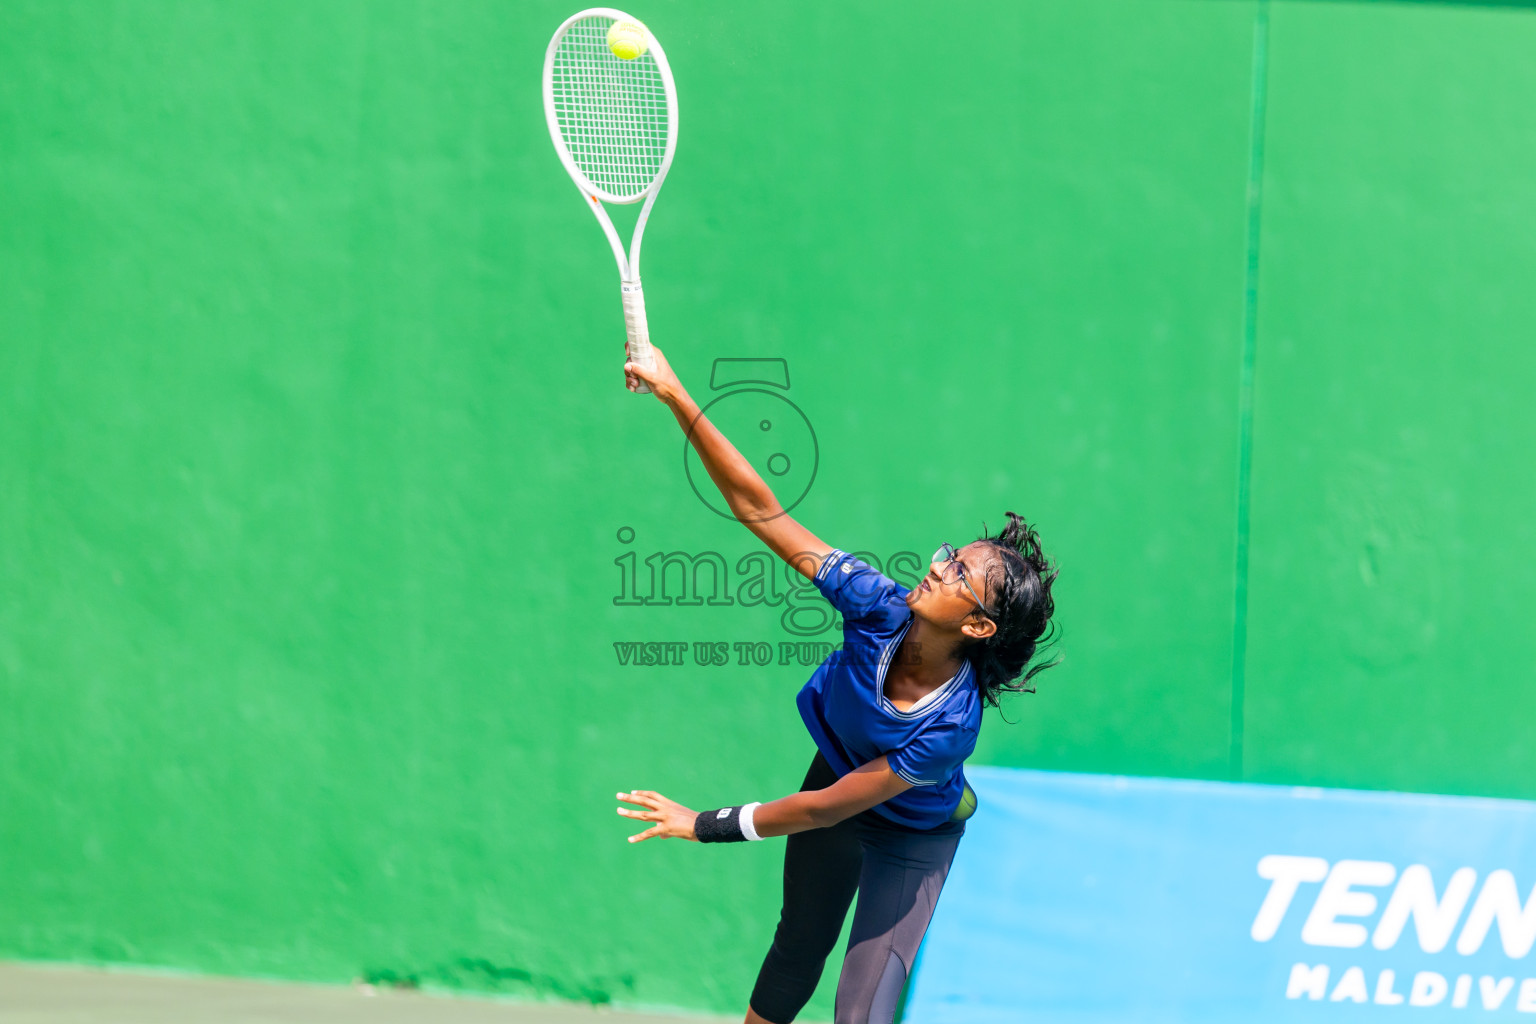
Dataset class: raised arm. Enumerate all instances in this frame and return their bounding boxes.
[626,346,834,582]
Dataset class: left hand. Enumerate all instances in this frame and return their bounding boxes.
[616,789,699,843]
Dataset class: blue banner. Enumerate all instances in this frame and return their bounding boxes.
[904,767,1536,1023]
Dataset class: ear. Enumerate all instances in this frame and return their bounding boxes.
[962,615,997,642]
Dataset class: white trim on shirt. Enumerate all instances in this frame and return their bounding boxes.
[877,618,971,720]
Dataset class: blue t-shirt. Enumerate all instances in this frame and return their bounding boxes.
[795,549,981,830]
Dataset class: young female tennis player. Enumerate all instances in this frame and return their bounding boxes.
[615,349,1059,1024]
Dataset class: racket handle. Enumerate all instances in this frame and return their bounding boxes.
[621,280,656,395]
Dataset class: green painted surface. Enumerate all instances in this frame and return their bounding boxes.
[1242,0,1536,795]
[1,0,1534,1018]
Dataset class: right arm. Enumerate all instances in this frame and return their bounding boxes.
[616,756,912,842]
[626,346,834,582]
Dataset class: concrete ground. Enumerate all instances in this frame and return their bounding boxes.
[0,964,726,1024]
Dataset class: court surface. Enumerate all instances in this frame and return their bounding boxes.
[0,964,725,1024]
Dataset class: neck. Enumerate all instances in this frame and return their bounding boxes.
[892,615,968,692]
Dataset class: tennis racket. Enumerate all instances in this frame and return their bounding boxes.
[542,9,679,394]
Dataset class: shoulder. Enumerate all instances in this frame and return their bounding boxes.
[927,665,984,739]
[920,671,983,741]
[888,702,980,786]
[937,701,981,740]
[815,550,912,634]
[816,550,909,593]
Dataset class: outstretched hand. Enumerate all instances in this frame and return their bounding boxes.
[616,789,699,843]
[623,344,684,404]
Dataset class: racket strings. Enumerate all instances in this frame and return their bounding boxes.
[551,17,669,200]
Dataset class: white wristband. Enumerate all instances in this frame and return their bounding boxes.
[739,801,763,842]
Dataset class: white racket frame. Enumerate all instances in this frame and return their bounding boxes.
[542,8,679,394]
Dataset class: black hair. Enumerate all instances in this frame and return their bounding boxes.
[956,511,1060,709]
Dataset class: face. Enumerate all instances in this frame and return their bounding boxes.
[906,541,998,639]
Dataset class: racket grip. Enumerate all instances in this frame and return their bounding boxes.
[620,280,656,395]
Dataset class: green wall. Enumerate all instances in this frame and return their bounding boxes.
[1243,1,1536,795]
[2,0,1534,1017]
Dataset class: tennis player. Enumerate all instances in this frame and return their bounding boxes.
[616,348,1059,1024]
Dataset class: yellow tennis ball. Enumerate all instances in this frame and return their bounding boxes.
[607,19,647,61]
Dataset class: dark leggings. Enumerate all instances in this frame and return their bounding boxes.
[749,753,964,1024]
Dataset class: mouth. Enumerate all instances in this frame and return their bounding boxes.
[919,579,932,593]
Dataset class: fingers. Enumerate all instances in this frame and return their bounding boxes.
[617,790,666,806]
[628,824,662,843]
[616,791,680,844]
[622,362,668,391]
[616,790,661,808]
